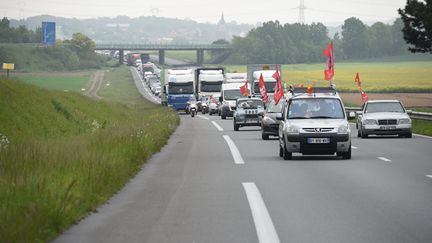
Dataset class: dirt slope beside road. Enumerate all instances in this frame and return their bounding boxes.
[340,93,432,107]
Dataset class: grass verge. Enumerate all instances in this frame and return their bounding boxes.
[0,66,179,242]
[412,119,432,137]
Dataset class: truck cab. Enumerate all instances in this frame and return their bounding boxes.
[165,69,195,112]
[196,68,224,99]
[252,70,277,95]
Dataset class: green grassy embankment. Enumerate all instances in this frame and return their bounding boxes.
[14,71,93,92]
[0,66,179,242]
[0,43,113,72]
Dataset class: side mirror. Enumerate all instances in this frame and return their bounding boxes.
[349,112,356,119]
[276,113,283,121]
[219,96,223,102]
[406,109,413,114]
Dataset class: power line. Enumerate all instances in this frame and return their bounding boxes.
[298,0,306,24]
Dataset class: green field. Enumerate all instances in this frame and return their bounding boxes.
[223,61,432,92]
[13,71,93,92]
[165,50,211,63]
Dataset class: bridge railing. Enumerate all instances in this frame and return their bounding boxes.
[95,43,229,50]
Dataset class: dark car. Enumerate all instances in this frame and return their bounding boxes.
[233,97,265,131]
[261,99,284,140]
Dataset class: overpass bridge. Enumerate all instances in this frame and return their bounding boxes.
[95,43,230,65]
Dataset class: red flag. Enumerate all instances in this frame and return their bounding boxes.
[273,65,284,105]
[360,90,368,103]
[240,80,249,96]
[354,72,361,87]
[258,73,269,103]
[323,42,334,81]
[209,95,218,104]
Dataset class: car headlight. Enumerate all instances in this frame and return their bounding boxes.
[338,124,349,133]
[364,119,377,125]
[287,126,299,134]
[263,116,275,123]
[399,118,411,124]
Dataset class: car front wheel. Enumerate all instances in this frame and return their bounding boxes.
[337,145,351,160]
[234,121,239,131]
[282,139,292,160]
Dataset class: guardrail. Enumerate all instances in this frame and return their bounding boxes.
[345,107,432,121]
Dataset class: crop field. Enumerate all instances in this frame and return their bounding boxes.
[224,61,432,92]
[13,71,92,92]
[165,50,211,62]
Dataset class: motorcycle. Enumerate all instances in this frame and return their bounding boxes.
[187,101,198,117]
[201,102,208,114]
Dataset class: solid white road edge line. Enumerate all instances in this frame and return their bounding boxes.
[426,175,432,179]
[212,121,224,131]
[414,133,432,139]
[223,135,244,164]
[242,182,280,243]
[378,157,392,162]
[197,115,210,120]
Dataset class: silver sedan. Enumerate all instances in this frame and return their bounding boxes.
[356,100,412,138]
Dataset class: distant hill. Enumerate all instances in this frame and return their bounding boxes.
[9,15,253,44]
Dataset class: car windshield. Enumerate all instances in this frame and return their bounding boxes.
[365,102,405,113]
[266,100,284,113]
[201,81,223,92]
[254,81,276,93]
[237,100,264,109]
[224,89,243,100]
[287,98,344,119]
[168,82,194,94]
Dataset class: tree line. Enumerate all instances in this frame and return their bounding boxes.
[0,17,41,43]
[222,17,410,64]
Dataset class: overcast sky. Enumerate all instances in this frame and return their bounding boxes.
[2,0,407,26]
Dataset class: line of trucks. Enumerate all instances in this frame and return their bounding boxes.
[160,64,282,118]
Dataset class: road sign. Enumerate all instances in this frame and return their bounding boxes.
[2,63,14,78]
[42,22,56,45]
[2,63,14,70]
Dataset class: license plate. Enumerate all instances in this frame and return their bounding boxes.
[307,138,330,144]
[246,119,258,123]
[380,126,396,130]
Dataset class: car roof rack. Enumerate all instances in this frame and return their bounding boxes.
[291,86,337,96]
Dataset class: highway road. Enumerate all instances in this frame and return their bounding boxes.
[54,71,432,243]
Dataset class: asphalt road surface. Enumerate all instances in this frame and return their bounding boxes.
[54,72,432,243]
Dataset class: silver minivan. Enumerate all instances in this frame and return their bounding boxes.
[277,87,355,160]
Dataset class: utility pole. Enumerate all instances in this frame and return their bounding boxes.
[18,1,26,21]
[298,0,306,24]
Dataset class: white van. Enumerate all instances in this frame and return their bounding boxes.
[219,82,245,119]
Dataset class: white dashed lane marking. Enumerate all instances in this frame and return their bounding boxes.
[197,115,210,120]
[377,157,392,162]
[243,182,280,243]
[223,135,244,164]
[212,121,224,131]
